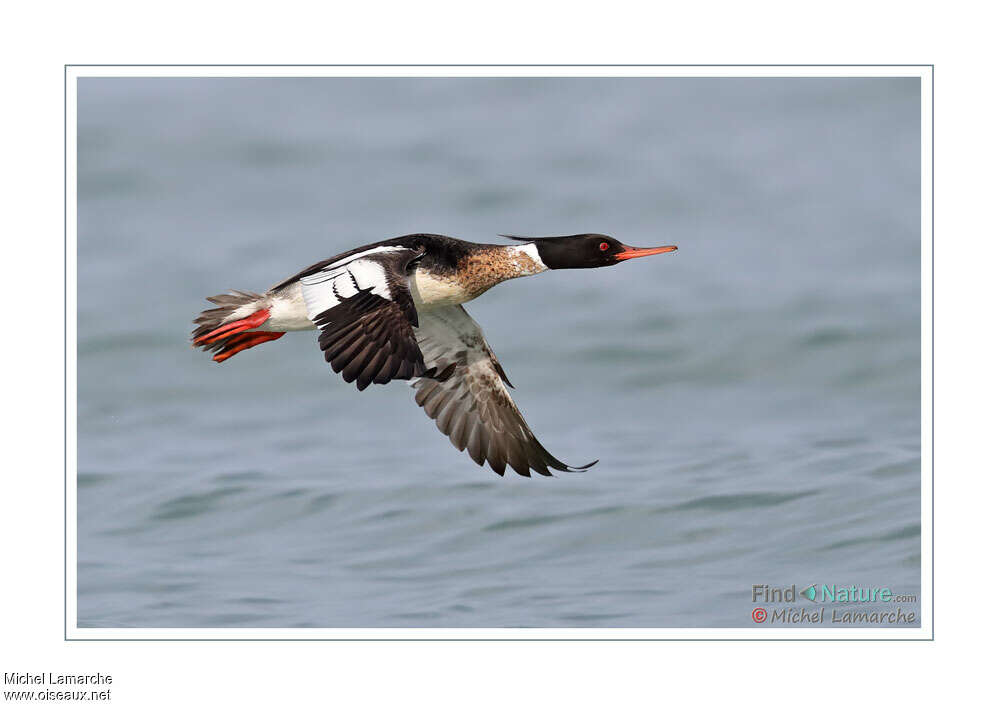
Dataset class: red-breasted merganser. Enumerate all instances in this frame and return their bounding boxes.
[192,233,677,477]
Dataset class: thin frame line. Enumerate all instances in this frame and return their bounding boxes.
[65,65,933,642]
[66,63,933,67]
[64,64,69,642]
[930,64,935,640]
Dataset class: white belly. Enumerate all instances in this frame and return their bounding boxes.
[409,270,473,311]
[259,283,317,331]
[263,262,497,330]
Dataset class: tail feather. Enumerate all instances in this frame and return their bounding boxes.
[192,290,263,340]
[192,290,283,362]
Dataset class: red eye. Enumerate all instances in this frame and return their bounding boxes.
[599,242,609,251]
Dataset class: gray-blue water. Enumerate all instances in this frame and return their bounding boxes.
[77,77,921,628]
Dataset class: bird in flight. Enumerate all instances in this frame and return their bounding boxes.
[192,233,677,477]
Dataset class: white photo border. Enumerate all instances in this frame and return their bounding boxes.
[65,64,933,641]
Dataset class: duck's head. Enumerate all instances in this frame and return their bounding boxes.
[504,233,677,270]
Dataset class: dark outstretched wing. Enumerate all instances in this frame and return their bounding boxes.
[301,246,430,390]
[411,306,598,477]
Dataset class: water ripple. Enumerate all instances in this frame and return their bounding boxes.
[665,490,819,513]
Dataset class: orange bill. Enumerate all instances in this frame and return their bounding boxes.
[614,244,678,261]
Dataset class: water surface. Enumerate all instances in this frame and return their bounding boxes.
[77,77,921,627]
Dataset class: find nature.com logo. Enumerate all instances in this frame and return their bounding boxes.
[749,584,918,625]
[754,583,894,604]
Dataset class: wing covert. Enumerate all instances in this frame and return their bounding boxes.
[303,246,428,390]
[411,306,597,477]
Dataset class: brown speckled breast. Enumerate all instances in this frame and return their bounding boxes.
[410,245,546,310]
[456,247,546,296]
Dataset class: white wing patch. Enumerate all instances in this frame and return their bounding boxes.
[300,246,404,320]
